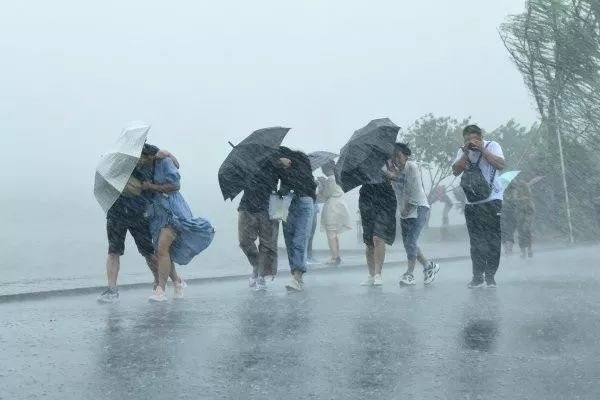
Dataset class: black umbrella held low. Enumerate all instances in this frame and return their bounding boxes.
[308,151,338,171]
[218,127,290,201]
[336,118,400,192]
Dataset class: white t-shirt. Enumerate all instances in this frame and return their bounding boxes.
[454,140,504,204]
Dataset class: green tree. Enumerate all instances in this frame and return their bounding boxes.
[499,0,600,241]
[403,114,470,199]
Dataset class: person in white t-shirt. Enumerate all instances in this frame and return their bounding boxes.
[452,125,505,288]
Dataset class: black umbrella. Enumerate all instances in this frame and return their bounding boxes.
[336,118,400,192]
[218,127,290,200]
[308,151,338,171]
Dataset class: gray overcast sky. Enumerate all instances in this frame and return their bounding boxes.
[1,0,535,224]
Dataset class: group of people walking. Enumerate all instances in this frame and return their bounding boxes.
[99,122,514,302]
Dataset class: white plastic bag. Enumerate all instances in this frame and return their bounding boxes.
[269,192,294,221]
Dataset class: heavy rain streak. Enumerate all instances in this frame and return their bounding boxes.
[1,1,600,399]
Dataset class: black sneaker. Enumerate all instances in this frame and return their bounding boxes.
[486,277,497,288]
[97,287,119,303]
[468,278,485,289]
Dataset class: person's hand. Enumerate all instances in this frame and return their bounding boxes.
[141,181,152,191]
[386,163,399,180]
[156,150,170,159]
[400,204,414,218]
[468,137,484,151]
[386,170,397,180]
[279,158,292,169]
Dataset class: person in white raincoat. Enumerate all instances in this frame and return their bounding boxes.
[316,161,351,266]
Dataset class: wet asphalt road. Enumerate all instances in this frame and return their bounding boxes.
[1,245,600,400]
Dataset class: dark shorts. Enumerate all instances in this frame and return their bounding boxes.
[359,183,397,246]
[107,215,154,256]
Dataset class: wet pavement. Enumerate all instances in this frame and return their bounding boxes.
[1,245,600,399]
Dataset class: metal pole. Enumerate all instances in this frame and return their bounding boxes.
[555,121,575,244]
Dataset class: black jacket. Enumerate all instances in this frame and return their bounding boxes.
[278,148,316,200]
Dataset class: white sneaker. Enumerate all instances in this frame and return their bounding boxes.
[97,287,119,303]
[423,262,440,286]
[255,277,267,291]
[149,286,168,302]
[173,280,187,299]
[248,277,257,288]
[285,278,303,292]
[373,274,383,286]
[360,276,375,286]
[399,273,416,286]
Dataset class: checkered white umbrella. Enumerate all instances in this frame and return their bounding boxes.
[93,122,151,213]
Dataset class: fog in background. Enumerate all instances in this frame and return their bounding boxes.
[0,0,536,287]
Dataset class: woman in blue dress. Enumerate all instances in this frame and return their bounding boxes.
[139,144,215,302]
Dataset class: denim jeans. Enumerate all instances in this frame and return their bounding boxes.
[283,196,315,274]
[400,206,429,260]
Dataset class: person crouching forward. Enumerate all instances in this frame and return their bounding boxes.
[276,147,316,292]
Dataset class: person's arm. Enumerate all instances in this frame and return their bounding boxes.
[469,139,505,171]
[316,177,327,203]
[156,150,180,169]
[480,146,505,171]
[452,148,469,176]
[142,158,180,193]
[400,164,419,217]
[142,182,178,193]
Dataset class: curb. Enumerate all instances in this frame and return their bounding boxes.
[0,241,587,304]
[0,255,471,304]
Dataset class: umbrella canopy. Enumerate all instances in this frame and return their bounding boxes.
[336,118,400,192]
[308,151,338,171]
[218,127,290,201]
[94,122,150,213]
[500,170,521,189]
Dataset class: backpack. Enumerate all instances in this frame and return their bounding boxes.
[460,142,496,203]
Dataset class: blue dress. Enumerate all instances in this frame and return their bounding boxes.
[147,158,215,265]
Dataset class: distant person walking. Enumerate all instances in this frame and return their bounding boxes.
[238,157,280,291]
[316,161,351,266]
[453,125,505,288]
[389,143,440,286]
[359,162,397,286]
[277,147,316,292]
[98,147,180,303]
[428,185,454,240]
[502,176,535,258]
[140,144,215,301]
[306,195,320,264]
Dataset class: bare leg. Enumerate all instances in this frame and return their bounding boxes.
[373,236,386,276]
[144,255,160,288]
[406,249,429,275]
[106,254,120,288]
[327,234,340,259]
[417,248,429,268]
[366,245,375,277]
[406,259,417,275]
[292,270,303,282]
[170,262,181,284]
[156,227,177,290]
